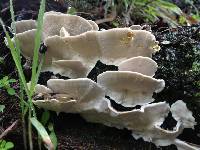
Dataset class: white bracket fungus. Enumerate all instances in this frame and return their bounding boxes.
[14,11,160,78]
[50,60,88,78]
[15,29,36,58]
[118,56,158,77]
[42,11,98,39]
[97,71,165,107]
[171,100,196,129]
[9,11,199,150]
[33,78,198,150]
[33,78,105,113]
[14,20,36,34]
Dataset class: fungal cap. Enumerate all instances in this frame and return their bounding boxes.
[43,11,98,39]
[171,100,196,129]
[14,20,36,34]
[97,71,165,107]
[51,60,88,78]
[16,29,36,58]
[118,56,158,76]
[34,78,105,112]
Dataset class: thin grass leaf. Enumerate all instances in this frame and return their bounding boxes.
[0,19,30,98]
[9,0,27,114]
[35,54,45,86]
[19,78,25,112]
[30,0,46,97]
[30,117,54,150]
[28,110,33,150]
[0,18,34,116]
[39,109,50,150]
[10,0,21,56]
[41,110,50,126]
[48,123,57,150]
[9,0,15,33]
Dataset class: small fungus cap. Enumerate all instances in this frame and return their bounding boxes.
[33,78,105,113]
[50,60,88,78]
[16,29,36,58]
[97,71,165,107]
[27,83,52,94]
[171,100,196,129]
[14,20,36,34]
[87,20,99,31]
[43,11,98,39]
[118,56,158,76]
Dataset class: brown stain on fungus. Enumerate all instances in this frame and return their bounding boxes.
[120,31,135,45]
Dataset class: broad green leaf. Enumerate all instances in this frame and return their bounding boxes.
[2,76,9,82]
[192,62,200,72]
[9,79,16,83]
[67,7,77,15]
[0,57,4,64]
[4,142,14,149]
[0,83,3,88]
[0,140,6,147]
[192,14,200,22]
[7,88,16,95]
[112,21,119,27]
[156,0,182,15]
[0,105,5,113]
[179,15,187,25]
[195,92,200,97]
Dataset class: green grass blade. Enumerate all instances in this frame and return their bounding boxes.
[10,0,21,56]
[48,123,57,150]
[0,19,30,99]
[9,0,37,118]
[9,0,27,113]
[41,110,50,126]
[34,54,45,87]
[30,117,54,150]
[9,0,15,33]
[30,0,46,97]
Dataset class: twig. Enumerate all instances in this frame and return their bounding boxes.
[76,12,94,16]
[0,120,18,139]
[122,2,133,26]
[95,6,117,25]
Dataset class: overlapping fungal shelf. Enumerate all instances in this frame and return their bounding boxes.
[14,11,199,150]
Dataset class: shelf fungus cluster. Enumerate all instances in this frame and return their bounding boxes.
[14,11,199,150]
